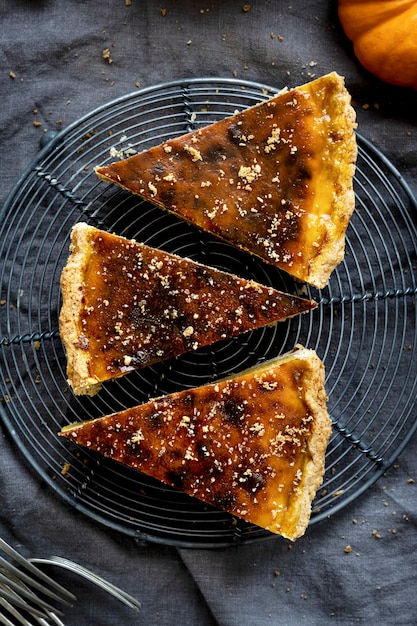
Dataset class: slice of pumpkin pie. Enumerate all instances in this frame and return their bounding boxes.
[59,346,331,541]
[59,223,316,396]
[95,72,357,288]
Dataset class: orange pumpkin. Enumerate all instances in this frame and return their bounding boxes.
[338,0,417,89]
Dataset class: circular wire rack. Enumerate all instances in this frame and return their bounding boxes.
[1,78,416,548]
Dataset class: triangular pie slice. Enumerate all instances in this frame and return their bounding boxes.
[95,72,357,289]
[59,223,316,396]
[59,345,331,541]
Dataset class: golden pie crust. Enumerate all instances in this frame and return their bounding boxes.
[59,345,331,541]
[59,223,316,396]
[95,72,357,288]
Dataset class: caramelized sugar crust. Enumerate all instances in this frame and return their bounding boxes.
[59,223,316,396]
[59,346,331,541]
[95,72,357,288]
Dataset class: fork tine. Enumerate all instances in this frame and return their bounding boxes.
[0,573,64,617]
[0,585,50,621]
[1,583,68,626]
[45,613,65,626]
[0,602,62,626]
[0,541,75,602]
[0,557,73,608]
[0,596,36,626]
[0,539,140,620]
[29,557,141,612]
[26,611,65,626]
[0,608,18,626]
[38,613,66,626]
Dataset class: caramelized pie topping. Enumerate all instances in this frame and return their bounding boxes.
[59,223,316,396]
[59,346,331,541]
[95,72,357,288]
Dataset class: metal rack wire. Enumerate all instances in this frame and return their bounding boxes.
[1,78,416,547]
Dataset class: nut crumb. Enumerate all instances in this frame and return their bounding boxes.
[61,462,71,476]
[148,181,158,196]
[184,144,202,161]
[102,48,113,64]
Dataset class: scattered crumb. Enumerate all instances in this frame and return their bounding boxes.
[61,462,71,476]
[161,8,167,16]
[9,71,16,79]
[344,545,352,553]
[242,4,251,11]
[102,48,113,64]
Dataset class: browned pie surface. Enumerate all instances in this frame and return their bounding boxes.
[59,223,316,396]
[59,346,331,541]
[95,72,357,288]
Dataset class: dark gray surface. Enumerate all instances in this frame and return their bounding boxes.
[1,1,416,624]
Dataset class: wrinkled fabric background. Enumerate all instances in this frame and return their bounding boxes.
[1,1,416,624]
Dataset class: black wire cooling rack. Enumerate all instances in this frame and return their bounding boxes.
[1,78,416,548]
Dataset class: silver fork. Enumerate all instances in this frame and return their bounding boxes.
[0,538,140,625]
